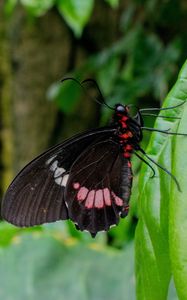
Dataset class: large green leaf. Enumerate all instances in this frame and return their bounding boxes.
[0,231,135,300]
[169,64,187,299]
[57,0,94,37]
[135,59,187,300]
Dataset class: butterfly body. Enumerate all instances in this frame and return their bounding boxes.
[1,103,143,237]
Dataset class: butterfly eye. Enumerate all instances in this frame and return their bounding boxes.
[116,104,126,113]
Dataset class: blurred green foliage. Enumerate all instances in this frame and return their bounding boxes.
[0,224,135,300]
[47,80,82,114]
[1,0,187,299]
[57,0,94,37]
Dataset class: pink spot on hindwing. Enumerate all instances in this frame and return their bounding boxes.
[112,192,123,206]
[77,187,89,202]
[75,185,123,209]
[85,190,95,208]
[94,190,104,208]
[73,182,80,190]
[103,188,111,206]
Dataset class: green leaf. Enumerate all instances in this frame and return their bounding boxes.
[169,62,187,300]
[20,0,55,16]
[135,59,187,300]
[0,223,20,247]
[57,0,94,37]
[0,233,135,300]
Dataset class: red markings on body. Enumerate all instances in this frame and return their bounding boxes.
[120,116,128,129]
[112,192,123,206]
[77,187,89,201]
[125,144,133,151]
[123,152,131,158]
[120,133,129,139]
[85,190,95,208]
[123,144,133,158]
[127,161,132,168]
[122,116,128,122]
[73,182,80,189]
[122,123,127,129]
[119,131,133,139]
[127,131,133,138]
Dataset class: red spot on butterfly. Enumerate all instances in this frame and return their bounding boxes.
[111,192,123,206]
[77,187,88,201]
[73,182,80,190]
[85,190,95,208]
[123,152,131,158]
[95,189,104,208]
[119,131,133,139]
[103,188,111,206]
[74,185,122,209]
[122,116,128,122]
[121,123,127,129]
[125,144,133,151]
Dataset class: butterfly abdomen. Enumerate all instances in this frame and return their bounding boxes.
[115,112,136,159]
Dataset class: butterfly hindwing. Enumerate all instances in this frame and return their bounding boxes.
[65,140,132,235]
[1,127,116,227]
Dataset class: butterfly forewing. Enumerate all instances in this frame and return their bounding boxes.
[2,127,116,227]
[65,140,132,235]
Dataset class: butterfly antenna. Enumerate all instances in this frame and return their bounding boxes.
[141,127,187,136]
[134,152,155,178]
[139,101,186,113]
[141,113,181,119]
[61,77,82,86]
[81,78,114,110]
[138,148,181,192]
[61,77,114,110]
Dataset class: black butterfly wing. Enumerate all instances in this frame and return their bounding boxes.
[65,139,133,236]
[1,127,116,227]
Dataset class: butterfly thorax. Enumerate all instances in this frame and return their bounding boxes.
[113,104,143,158]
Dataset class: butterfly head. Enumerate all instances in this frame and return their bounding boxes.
[115,103,143,126]
[115,104,129,115]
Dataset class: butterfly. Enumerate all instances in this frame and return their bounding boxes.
[1,79,186,237]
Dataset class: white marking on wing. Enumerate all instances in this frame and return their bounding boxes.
[49,160,58,171]
[54,167,65,178]
[46,155,57,165]
[55,174,69,187]
[55,177,63,185]
[61,174,69,186]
